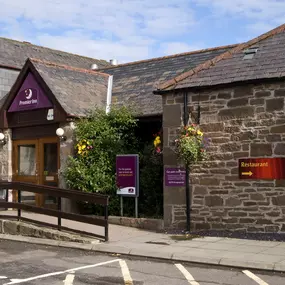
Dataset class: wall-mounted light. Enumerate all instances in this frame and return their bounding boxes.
[0,132,6,145]
[56,128,67,141]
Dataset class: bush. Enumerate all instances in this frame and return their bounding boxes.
[64,106,138,195]
[63,106,163,218]
[138,144,163,218]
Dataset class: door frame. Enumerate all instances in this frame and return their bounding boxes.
[38,137,60,207]
[38,136,60,185]
[12,137,60,207]
[12,139,40,183]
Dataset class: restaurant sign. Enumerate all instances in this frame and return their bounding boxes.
[239,158,285,180]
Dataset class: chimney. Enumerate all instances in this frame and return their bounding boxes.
[90,63,98,70]
[109,59,118,66]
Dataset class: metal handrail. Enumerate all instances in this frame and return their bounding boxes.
[0,181,109,241]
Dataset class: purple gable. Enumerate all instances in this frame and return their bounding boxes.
[8,72,53,112]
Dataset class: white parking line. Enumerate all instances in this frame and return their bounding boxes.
[4,259,122,284]
[175,264,200,285]
[243,270,270,285]
[0,277,7,279]
[119,260,133,285]
[63,272,75,285]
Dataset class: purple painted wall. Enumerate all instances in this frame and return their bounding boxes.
[8,72,52,112]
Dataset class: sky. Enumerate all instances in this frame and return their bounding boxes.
[0,0,284,63]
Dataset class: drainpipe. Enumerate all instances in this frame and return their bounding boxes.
[106,75,113,114]
[183,92,191,232]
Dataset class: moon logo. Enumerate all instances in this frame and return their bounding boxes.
[25,89,33,100]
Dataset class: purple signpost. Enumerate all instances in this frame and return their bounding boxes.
[116,154,139,217]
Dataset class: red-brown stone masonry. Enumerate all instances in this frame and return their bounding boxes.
[163,82,285,232]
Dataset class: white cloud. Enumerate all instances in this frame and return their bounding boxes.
[0,0,199,62]
[37,32,152,63]
[1,0,284,63]
[247,22,276,34]
[194,0,285,23]
[193,0,285,43]
[161,42,205,56]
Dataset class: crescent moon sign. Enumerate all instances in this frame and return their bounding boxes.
[25,89,33,100]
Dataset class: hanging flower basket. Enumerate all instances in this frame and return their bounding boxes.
[175,124,208,166]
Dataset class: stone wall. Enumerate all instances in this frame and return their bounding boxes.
[0,67,19,100]
[0,129,12,181]
[0,129,12,201]
[0,67,19,184]
[163,82,285,233]
[58,122,78,213]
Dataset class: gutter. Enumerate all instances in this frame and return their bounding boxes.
[0,64,21,71]
[106,75,113,114]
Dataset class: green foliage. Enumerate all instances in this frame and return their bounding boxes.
[139,143,163,217]
[63,106,163,218]
[64,106,138,195]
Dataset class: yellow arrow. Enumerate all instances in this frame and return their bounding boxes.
[242,171,253,176]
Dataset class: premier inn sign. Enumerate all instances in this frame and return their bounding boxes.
[8,72,52,112]
[18,88,38,107]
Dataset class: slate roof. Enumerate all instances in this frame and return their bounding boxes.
[30,58,110,117]
[0,37,110,70]
[156,23,285,91]
[100,44,237,116]
[0,94,8,110]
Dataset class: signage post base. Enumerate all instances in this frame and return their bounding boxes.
[135,197,138,218]
[120,196,124,217]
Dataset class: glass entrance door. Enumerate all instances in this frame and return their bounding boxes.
[13,137,59,207]
[13,140,39,205]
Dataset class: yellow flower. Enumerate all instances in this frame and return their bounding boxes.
[197,130,203,136]
[78,150,82,154]
[82,145,86,150]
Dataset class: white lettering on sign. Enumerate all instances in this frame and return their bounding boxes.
[19,99,38,106]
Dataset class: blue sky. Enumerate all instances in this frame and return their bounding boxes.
[0,0,284,63]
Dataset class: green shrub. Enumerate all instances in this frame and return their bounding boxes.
[63,106,163,218]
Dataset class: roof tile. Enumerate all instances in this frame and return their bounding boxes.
[0,37,110,70]
[101,45,237,115]
[30,59,109,116]
[157,23,285,91]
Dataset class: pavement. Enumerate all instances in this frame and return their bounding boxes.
[0,240,284,285]
[1,211,285,273]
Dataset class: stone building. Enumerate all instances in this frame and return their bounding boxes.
[154,24,285,232]
[1,22,285,234]
[0,58,110,207]
[0,36,235,207]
